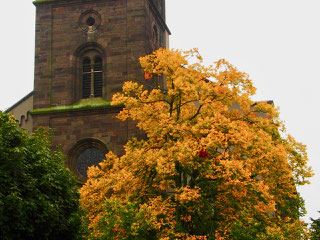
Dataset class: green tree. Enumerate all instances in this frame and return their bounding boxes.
[0,111,82,240]
[310,213,320,240]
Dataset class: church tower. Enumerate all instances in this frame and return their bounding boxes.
[30,0,170,181]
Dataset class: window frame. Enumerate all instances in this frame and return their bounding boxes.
[80,52,103,99]
[73,43,106,102]
[67,138,108,182]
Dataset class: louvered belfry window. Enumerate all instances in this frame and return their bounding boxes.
[94,56,103,97]
[82,57,92,98]
[81,55,103,98]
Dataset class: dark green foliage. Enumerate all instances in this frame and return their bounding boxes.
[0,112,81,240]
[310,212,320,240]
[228,210,263,240]
[97,199,157,240]
[279,192,306,220]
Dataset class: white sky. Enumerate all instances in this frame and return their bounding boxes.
[0,0,319,223]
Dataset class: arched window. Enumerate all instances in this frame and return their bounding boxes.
[153,25,159,44]
[67,138,108,181]
[81,53,103,98]
[77,147,104,178]
[74,42,105,101]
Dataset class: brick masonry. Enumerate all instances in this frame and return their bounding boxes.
[32,0,169,180]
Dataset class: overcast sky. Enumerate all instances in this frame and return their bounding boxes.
[0,0,319,223]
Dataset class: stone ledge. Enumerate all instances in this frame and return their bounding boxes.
[31,98,122,115]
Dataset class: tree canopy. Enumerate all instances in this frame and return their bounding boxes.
[0,112,82,240]
[80,49,313,240]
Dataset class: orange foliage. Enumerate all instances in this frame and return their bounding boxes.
[144,72,153,80]
[80,49,312,239]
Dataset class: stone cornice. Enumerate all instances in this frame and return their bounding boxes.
[30,98,123,115]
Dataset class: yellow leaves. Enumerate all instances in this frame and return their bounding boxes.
[284,134,314,185]
[140,48,188,76]
[175,186,201,205]
[8,114,16,123]
[160,234,208,240]
[81,48,312,239]
[214,58,256,97]
[257,219,310,240]
[178,234,208,240]
[137,196,177,237]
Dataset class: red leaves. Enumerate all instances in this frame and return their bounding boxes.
[198,148,208,158]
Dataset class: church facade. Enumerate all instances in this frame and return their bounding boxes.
[6,0,170,181]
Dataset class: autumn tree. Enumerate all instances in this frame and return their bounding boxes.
[80,49,313,240]
[0,112,82,240]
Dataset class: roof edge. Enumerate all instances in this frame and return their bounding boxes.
[5,91,34,113]
[147,0,171,35]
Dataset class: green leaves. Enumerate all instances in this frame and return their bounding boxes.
[0,112,82,240]
[97,198,156,240]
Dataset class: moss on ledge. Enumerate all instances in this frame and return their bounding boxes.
[31,98,122,115]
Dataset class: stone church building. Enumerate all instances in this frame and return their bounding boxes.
[6,0,170,181]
